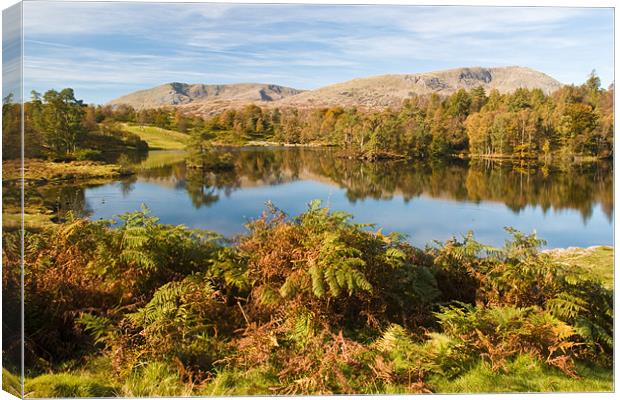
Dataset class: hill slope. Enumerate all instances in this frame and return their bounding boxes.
[107,66,562,115]
[108,82,303,110]
[277,66,562,109]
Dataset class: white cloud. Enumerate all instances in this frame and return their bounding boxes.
[18,2,613,103]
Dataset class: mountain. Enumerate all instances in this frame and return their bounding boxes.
[107,66,562,114]
[107,82,303,110]
[276,66,562,109]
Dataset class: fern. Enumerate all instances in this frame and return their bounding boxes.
[77,313,116,345]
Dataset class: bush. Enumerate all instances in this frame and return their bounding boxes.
[20,207,227,372]
[240,200,439,332]
[435,304,577,375]
[72,148,103,161]
[103,273,241,376]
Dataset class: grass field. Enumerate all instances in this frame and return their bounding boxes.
[547,246,614,289]
[121,123,188,150]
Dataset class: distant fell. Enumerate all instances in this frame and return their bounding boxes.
[107,66,562,114]
[277,66,562,109]
[107,82,303,110]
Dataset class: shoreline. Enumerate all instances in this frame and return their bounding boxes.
[211,140,337,148]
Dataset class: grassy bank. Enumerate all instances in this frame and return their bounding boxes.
[2,159,134,230]
[3,159,132,184]
[120,123,188,150]
[546,246,613,289]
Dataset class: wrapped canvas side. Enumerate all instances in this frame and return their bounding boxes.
[2,2,24,398]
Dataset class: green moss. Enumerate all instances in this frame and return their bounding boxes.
[25,373,118,398]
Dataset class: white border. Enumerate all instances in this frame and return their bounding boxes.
[0,1,616,400]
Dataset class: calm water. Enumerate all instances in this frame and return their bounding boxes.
[77,148,612,249]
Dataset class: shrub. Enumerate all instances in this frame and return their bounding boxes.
[14,205,613,394]
[240,200,439,332]
[435,304,578,375]
[104,273,241,377]
[72,148,102,161]
[432,228,613,367]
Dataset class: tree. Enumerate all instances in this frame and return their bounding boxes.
[173,110,190,133]
[32,88,85,157]
[186,129,213,167]
[448,89,472,119]
[83,106,98,132]
[586,69,601,94]
[469,86,488,113]
[2,93,21,159]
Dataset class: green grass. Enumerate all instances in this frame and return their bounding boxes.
[121,362,193,397]
[121,123,188,150]
[3,159,130,182]
[25,373,118,398]
[549,246,613,289]
[3,368,22,397]
[430,355,613,393]
[198,367,279,396]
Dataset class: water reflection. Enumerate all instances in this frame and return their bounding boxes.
[124,148,612,219]
[81,148,612,248]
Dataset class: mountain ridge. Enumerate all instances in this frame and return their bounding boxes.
[108,82,304,110]
[276,66,562,109]
[108,66,563,115]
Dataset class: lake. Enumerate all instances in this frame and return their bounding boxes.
[77,148,612,249]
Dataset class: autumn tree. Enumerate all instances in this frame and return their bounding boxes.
[31,88,85,157]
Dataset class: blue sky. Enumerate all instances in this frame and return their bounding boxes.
[7,2,615,104]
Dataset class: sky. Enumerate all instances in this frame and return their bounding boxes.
[3,2,615,104]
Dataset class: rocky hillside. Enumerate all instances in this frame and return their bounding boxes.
[277,66,562,109]
[107,82,303,110]
[108,66,562,115]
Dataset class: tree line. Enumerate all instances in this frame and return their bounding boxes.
[2,89,148,160]
[113,71,612,160]
[3,71,613,161]
[195,71,612,160]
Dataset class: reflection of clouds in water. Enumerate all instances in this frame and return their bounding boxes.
[78,148,613,249]
[84,179,612,250]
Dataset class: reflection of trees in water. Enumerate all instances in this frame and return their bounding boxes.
[199,148,613,222]
[183,168,241,209]
[465,160,613,222]
[38,185,93,222]
[119,177,136,197]
[56,148,613,222]
[101,150,148,165]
